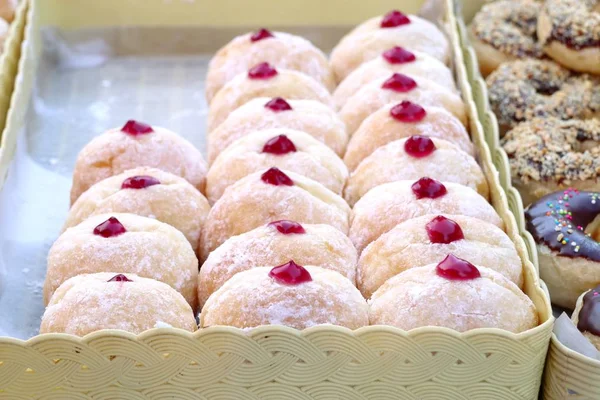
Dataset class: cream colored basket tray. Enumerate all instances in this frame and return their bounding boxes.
[455,1,600,399]
[0,0,552,398]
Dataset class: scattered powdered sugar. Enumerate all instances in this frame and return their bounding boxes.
[154,320,173,329]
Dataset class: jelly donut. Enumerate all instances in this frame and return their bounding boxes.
[206,129,348,203]
[502,118,600,205]
[40,273,197,336]
[339,73,467,136]
[333,47,456,110]
[358,214,523,299]
[486,59,600,132]
[200,262,368,330]
[64,167,210,254]
[369,258,537,332]
[198,220,357,307]
[206,29,334,103]
[350,178,503,253]
[572,285,600,349]
[207,97,347,163]
[45,213,198,309]
[207,63,334,132]
[330,10,450,82]
[526,189,600,309]
[200,168,351,260]
[344,136,487,206]
[469,0,544,77]
[538,0,600,75]
[344,102,473,171]
[70,120,207,204]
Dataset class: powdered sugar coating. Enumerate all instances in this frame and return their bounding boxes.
[350,180,503,253]
[339,75,467,136]
[344,137,488,206]
[45,213,199,309]
[369,264,537,333]
[333,52,456,110]
[208,97,347,162]
[331,14,450,82]
[200,266,367,329]
[199,223,357,307]
[70,125,207,204]
[208,69,334,132]
[40,272,197,336]
[358,214,523,298]
[200,169,351,261]
[206,31,335,103]
[344,104,473,171]
[65,167,210,254]
[206,129,348,203]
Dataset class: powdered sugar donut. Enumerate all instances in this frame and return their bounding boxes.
[331,10,450,82]
[206,129,348,203]
[200,263,368,330]
[201,168,351,260]
[206,29,334,103]
[369,259,537,332]
[208,97,347,163]
[350,178,502,253]
[333,47,456,110]
[208,63,334,132]
[344,136,487,206]
[40,273,197,336]
[198,220,357,307]
[340,73,467,136]
[64,167,210,254]
[344,102,473,171]
[45,213,198,309]
[70,120,207,204]
[358,214,523,298]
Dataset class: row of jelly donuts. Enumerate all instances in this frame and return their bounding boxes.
[40,10,538,336]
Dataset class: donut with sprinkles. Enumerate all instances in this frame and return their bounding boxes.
[526,189,600,309]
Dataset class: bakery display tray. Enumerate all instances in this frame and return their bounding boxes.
[0,0,552,398]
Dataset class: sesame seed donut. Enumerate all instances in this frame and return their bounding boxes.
[469,0,545,77]
[206,129,348,203]
[70,120,207,205]
[572,285,600,349]
[502,117,600,205]
[526,189,600,309]
[344,136,488,206]
[207,64,334,132]
[339,73,467,136]
[64,167,210,254]
[538,0,600,75]
[369,261,537,333]
[350,178,503,253]
[358,214,523,299]
[330,10,450,82]
[45,213,198,309]
[200,263,368,330]
[200,168,351,261]
[198,220,357,308]
[40,273,197,336]
[344,102,473,172]
[333,47,456,110]
[207,97,347,163]
[486,59,600,132]
[206,29,334,103]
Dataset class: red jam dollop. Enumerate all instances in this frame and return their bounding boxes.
[390,101,427,123]
[411,177,447,199]
[264,97,292,112]
[260,167,294,186]
[121,120,153,136]
[108,274,133,282]
[269,260,313,285]
[381,73,417,93]
[404,135,436,158]
[426,216,465,244]
[248,62,278,80]
[93,217,127,238]
[380,10,411,28]
[436,254,481,280]
[382,46,416,64]
[262,135,297,155]
[251,28,274,42]
[121,175,161,190]
[268,220,306,235]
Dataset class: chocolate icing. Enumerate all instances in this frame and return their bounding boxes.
[525,189,600,261]
[577,285,600,336]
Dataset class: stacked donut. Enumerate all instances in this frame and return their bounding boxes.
[470,1,600,311]
[40,9,538,336]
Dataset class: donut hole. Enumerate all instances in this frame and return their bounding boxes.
[585,214,600,242]
[531,79,560,96]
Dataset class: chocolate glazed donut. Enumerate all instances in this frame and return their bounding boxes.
[526,189,600,308]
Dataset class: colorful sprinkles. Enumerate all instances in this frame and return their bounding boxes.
[545,188,590,252]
